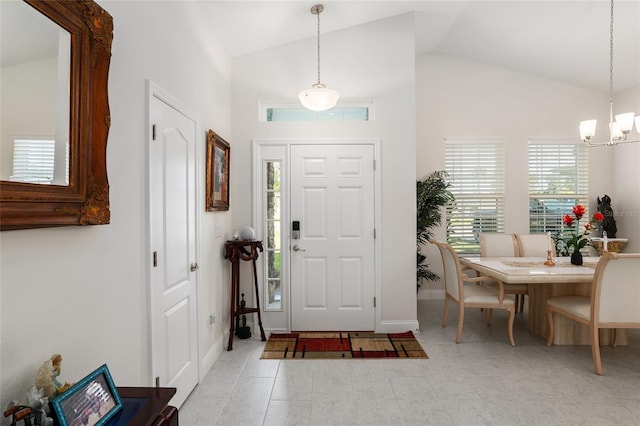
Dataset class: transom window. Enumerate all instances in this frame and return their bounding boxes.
[260,102,372,122]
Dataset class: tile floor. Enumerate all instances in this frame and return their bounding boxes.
[179,299,640,425]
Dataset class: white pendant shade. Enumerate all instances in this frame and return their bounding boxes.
[298,83,340,112]
[299,4,339,112]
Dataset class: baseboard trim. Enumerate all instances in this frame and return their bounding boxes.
[377,320,420,335]
[199,333,224,381]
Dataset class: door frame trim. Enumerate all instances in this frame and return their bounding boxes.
[146,79,202,387]
[253,139,382,332]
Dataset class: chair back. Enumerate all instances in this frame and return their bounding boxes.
[515,233,555,257]
[592,253,640,324]
[430,239,463,302]
[479,233,519,257]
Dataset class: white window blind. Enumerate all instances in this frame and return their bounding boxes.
[445,139,505,254]
[11,138,55,184]
[528,140,588,234]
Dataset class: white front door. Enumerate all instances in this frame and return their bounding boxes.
[149,85,198,408]
[290,144,376,331]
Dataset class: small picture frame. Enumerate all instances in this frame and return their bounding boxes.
[206,129,230,211]
[51,364,122,426]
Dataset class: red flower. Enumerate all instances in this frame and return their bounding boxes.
[572,205,586,220]
[593,211,604,221]
[562,214,574,226]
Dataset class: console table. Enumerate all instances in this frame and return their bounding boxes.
[224,240,267,350]
[106,387,177,425]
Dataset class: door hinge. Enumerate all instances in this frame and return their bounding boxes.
[152,124,156,140]
[153,251,158,267]
[373,297,377,307]
[373,228,376,239]
[373,159,376,171]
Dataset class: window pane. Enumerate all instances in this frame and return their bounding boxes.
[445,140,505,254]
[266,161,281,190]
[267,192,280,220]
[267,279,281,309]
[266,220,281,250]
[267,250,281,279]
[264,105,371,122]
[528,142,588,234]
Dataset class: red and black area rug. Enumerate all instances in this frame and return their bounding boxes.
[260,331,428,359]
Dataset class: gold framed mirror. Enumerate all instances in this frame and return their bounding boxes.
[0,0,112,230]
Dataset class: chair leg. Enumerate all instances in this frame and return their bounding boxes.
[546,308,554,346]
[507,306,515,347]
[591,325,603,375]
[485,308,493,325]
[456,304,464,344]
[442,296,449,328]
[611,329,617,348]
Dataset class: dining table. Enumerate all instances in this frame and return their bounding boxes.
[459,256,624,345]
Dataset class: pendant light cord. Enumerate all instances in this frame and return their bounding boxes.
[316,8,321,85]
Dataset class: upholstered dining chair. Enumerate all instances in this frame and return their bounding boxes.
[431,239,516,346]
[515,233,556,257]
[479,233,527,313]
[546,252,640,375]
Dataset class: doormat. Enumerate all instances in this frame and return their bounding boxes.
[260,331,428,359]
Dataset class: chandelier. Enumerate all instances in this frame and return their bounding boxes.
[579,0,640,146]
[298,4,339,111]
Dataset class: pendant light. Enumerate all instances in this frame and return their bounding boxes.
[298,4,339,111]
[579,0,640,146]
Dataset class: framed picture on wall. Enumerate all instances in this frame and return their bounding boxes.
[206,129,230,211]
[50,364,122,426]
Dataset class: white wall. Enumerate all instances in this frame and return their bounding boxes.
[0,0,232,408]
[416,53,621,297]
[230,14,418,330]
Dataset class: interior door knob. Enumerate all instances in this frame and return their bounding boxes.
[292,245,306,252]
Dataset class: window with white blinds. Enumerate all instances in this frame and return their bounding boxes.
[528,140,588,234]
[10,138,56,184]
[445,139,505,254]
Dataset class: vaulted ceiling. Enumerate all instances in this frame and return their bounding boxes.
[200,0,640,93]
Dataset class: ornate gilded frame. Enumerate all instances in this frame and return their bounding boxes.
[0,0,113,230]
[206,130,230,211]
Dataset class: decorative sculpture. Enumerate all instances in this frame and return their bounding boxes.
[597,195,617,238]
[34,354,66,399]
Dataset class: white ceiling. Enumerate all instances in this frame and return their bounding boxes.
[198,0,640,93]
[3,1,638,93]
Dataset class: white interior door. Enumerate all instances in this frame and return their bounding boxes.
[149,86,198,408]
[290,144,375,331]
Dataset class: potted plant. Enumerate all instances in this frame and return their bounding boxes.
[417,170,454,289]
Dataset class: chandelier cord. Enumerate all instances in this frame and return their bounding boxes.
[608,0,615,108]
